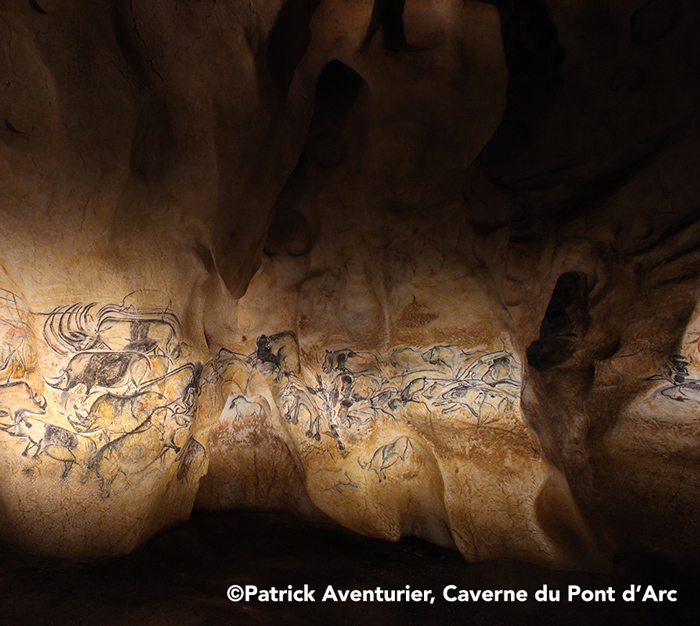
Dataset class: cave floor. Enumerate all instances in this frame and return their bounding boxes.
[1,510,699,626]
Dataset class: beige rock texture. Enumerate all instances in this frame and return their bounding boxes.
[0,0,699,570]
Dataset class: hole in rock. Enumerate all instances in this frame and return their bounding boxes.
[365,0,411,51]
[526,272,589,370]
[304,60,364,166]
[261,61,363,258]
[502,0,565,74]
[480,0,565,185]
[29,0,47,14]
[266,0,323,93]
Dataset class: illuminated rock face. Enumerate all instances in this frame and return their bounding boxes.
[0,290,215,554]
[1,0,699,569]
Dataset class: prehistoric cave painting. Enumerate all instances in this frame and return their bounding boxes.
[202,347,267,423]
[0,381,47,426]
[42,292,182,360]
[245,332,299,374]
[0,289,37,381]
[200,348,247,392]
[387,345,521,430]
[227,395,264,422]
[8,415,97,480]
[51,351,152,395]
[686,331,700,355]
[176,437,206,482]
[649,354,700,404]
[0,289,206,497]
[279,375,324,441]
[358,436,414,483]
[0,293,523,496]
[313,468,361,494]
[245,331,522,453]
[268,344,399,450]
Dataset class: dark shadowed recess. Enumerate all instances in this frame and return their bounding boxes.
[365,0,412,52]
[480,0,565,180]
[1,510,699,626]
[479,0,673,220]
[110,0,177,182]
[527,272,589,370]
[264,60,364,255]
[110,0,153,88]
[479,0,696,223]
[631,0,682,43]
[266,0,323,93]
[29,0,48,14]
[304,60,364,167]
[127,98,177,181]
[264,208,313,257]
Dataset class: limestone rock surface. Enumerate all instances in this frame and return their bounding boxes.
[0,0,699,570]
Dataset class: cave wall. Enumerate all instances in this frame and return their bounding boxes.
[1,0,699,569]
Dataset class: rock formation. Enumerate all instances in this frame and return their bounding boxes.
[0,0,699,570]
